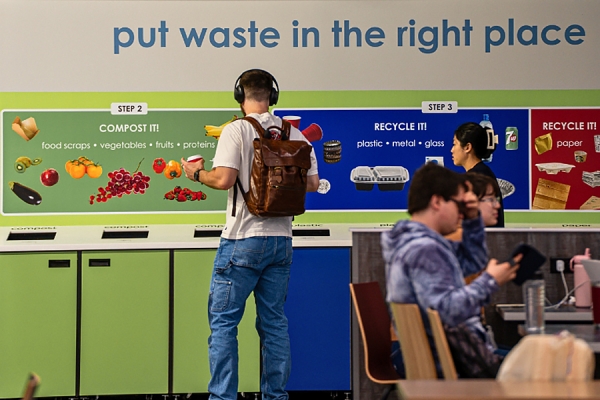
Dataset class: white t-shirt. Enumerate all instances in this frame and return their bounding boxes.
[212,112,318,239]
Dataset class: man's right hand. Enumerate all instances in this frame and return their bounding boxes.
[181,157,205,181]
[485,254,522,286]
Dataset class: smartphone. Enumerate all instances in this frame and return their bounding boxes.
[506,243,547,286]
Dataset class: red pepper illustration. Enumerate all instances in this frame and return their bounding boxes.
[152,158,166,174]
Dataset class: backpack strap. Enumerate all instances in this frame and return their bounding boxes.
[282,119,291,140]
[232,117,263,217]
[243,116,292,140]
[242,116,266,138]
[232,177,245,217]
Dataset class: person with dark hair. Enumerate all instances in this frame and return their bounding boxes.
[181,69,319,400]
[451,122,505,227]
[447,171,503,241]
[382,162,519,377]
[466,171,502,228]
[448,171,503,283]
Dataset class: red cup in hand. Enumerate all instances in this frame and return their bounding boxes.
[187,155,203,163]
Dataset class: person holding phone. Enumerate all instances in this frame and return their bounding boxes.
[382,163,519,377]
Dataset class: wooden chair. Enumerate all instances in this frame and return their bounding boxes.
[390,303,437,380]
[427,308,458,380]
[21,373,40,400]
[350,282,402,400]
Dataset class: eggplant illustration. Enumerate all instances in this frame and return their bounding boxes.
[8,181,42,205]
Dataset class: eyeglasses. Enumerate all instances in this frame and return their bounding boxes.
[480,196,501,205]
[448,198,468,215]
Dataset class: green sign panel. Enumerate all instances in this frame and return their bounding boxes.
[2,109,238,214]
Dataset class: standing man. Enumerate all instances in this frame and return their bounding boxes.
[382,163,519,375]
[181,69,319,400]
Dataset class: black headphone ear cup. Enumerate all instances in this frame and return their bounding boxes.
[233,76,244,104]
[269,88,279,106]
[269,72,279,106]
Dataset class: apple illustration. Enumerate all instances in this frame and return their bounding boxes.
[40,168,59,186]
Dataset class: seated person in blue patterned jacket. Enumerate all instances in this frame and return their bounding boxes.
[381,162,520,377]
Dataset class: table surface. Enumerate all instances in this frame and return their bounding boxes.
[497,304,593,322]
[397,380,600,399]
[518,324,600,352]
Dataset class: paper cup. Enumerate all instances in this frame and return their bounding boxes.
[574,150,587,163]
[301,123,323,142]
[187,154,203,163]
[283,116,301,129]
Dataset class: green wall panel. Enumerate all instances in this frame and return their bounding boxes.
[79,250,169,395]
[0,252,77,398]
[173,249,259,394]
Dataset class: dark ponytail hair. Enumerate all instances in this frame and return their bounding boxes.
[454,122,496,160]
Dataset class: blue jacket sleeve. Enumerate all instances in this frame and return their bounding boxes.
[407,241,498,327]
[453,216,488,277]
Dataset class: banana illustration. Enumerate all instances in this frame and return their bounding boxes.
[204,115,238,140]
[14,156,42,173]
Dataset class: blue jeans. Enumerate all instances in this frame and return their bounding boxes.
[208,236,293,400]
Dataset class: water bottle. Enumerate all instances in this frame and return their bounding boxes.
[479,114,496,162]
[523,271,545,334]
[571,248,592,308]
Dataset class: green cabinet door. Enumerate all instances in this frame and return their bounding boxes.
[172,250,259,394]
[79,250,169,396]
[0,252,77,398]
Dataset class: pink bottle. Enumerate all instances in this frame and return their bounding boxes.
[571,248,592,308]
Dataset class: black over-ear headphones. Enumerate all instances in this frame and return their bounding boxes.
[233,69,279,106]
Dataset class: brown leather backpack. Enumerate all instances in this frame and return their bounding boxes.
[233,116,313,217]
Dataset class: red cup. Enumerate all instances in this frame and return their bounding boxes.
[592,284,600,326]
[301,123,323,142]
[283,116,301,129]
[187,154,203,163]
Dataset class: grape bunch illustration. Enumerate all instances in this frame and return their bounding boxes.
[90,163,150,204]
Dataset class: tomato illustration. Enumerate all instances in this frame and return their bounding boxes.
[86,163,103,179]
[65,160,74,174]
[69,162,86,179]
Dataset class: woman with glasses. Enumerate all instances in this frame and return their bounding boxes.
[451,122,505,227]
[445,172,502,241]
[467,171,502,227]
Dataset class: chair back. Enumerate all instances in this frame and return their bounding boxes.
[427,308,458,380]
[349,282,401,384]
[390,303,437,380]
[21,373,40,400]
